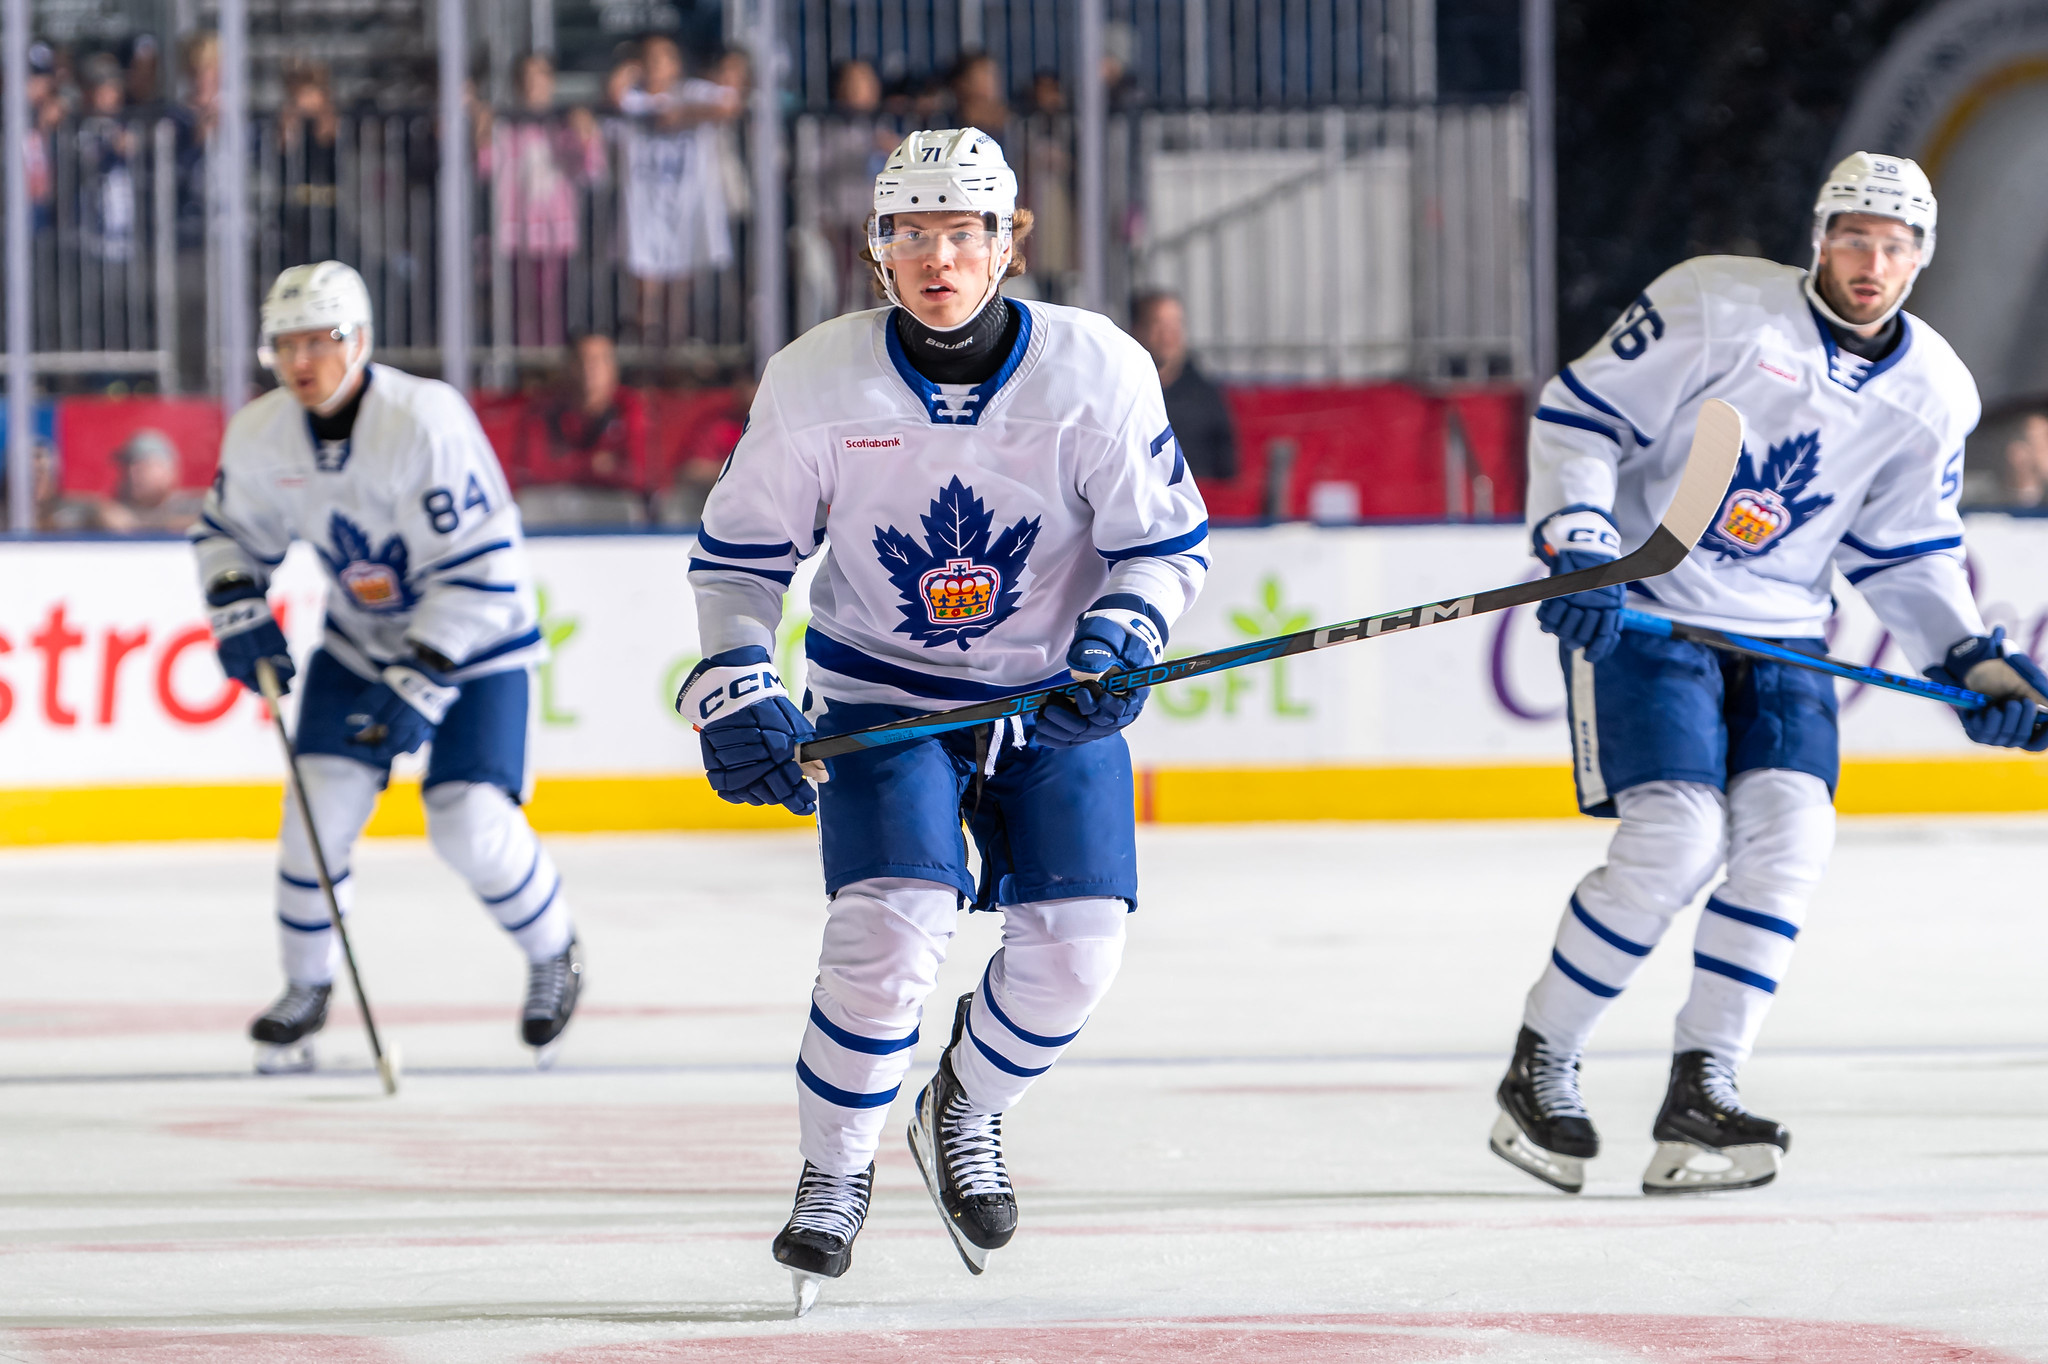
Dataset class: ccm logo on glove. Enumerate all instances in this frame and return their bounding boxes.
[675,661,790,726]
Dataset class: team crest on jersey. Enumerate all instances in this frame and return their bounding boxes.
[1704,430,1833,561]
[873,477,1039,649]
[320,512,416,613]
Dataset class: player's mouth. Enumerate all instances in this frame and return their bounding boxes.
[920,279,957,300]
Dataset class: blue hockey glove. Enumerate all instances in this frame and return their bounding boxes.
[1036,595,1164,749]
[1532,508,1625,662]
[206,575,295,696]
[676,646,818,816]
[346,649,459,764]
[1927,628,2048,752]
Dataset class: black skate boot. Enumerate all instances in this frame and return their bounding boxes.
[771,1161,874,1317]
[1642,1050,1790,1195]
[522,935,583,1065]
[250,982,331,1074]
[1489,1025,1600,1193]
[907,993,1017,1274]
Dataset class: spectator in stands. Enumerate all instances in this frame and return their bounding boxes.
[169,34,218,389]
[1131,290,1239,484]
[0,438,95,532]
[1021,70,1075,299]
[21,43,59,235]
[709,48,753,237]
[657,375,754,527]
[278,61,341,265]
[92,429,202,533]
[610,36,740,349]
[76,54,137,270]
[950,53,1010,139]
[478,52,605,348]
[2005,413,2048,507]
[524,331,649,493]
[815,61,895,316]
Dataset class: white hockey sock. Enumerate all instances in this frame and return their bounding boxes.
[1673,769,1833,1064]
[424,782,572,962]
[951,896,1128,1114]
[1523,779,1727,1055]
[796,877,958,1175]
[274,755,383,986]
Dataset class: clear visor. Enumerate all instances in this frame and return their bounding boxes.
[871,225,1001,263]
[1821,227,1923,264]
[259,325,355,368]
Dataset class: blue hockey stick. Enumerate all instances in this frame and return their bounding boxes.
[1619,608,1988,710]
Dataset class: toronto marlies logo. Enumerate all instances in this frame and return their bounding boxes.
[1704,430,1833,561]
[320,512,415,613]
[873,477,1039,650]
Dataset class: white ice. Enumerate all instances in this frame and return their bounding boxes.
[3,818,2046,1362]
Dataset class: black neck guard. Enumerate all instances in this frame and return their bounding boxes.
[1827,312,1902,362]
[307,367,372,442]
[894,295,1016,385]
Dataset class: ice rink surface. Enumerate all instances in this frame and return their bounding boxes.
[4,818,2047,1362]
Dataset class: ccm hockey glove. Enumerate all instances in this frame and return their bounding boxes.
[1927,628,2048,751]
[676,646,818,816]
[206,575,295,695]
[1036,595,1164,749]
[347,648,460,764]
[1532,508,1625,662]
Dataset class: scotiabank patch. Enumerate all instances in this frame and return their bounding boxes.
[842,434,905,451]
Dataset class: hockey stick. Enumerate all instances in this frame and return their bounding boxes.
[1618,608,1994,710]
[255,658,400,1096]
[797,398,1747,762]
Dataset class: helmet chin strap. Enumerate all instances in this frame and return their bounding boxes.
[1804,245,1922,332]
[877,242,1013,333]
[294,328,373,415]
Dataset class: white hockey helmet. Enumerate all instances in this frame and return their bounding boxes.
[259,261,375,411]
[1805,152,1938,329]
[869,128,1018,330]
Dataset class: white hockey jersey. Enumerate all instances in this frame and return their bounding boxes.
[690,301,1211,708]
[192,365,542,683]
[1527,255,1984,670]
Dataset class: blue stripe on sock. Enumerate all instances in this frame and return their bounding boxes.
[1569,894,1653,957]
[1694,951,1778,993]
[276,913,332,933]
[503,879,560,933]
[976,963,1083,1048]
[1550,948,1622,999]
[964,1008,1053,1078]
[481,852,541,906]
[279,869,348,890]
[795,1057,901,1108]
[1704,896,1800,940]
[808,1003,918,1056]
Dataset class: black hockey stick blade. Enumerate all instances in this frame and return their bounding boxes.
[797,399,1745,763]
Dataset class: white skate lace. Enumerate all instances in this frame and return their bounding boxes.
[941,1091,1012,1197]
[1697,1054,1744,1113]
[788,1164,870,1242]
[1530,1044,1590,1120]
[523,952,571,1019]
[262,984,327,1027]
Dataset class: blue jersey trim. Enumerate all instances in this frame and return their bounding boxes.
[1535,406,1622,446]
[1694,950,1778,993]
[1559,366,1648,445]
[695,530,797,560]
[279,869,350,891]
[1808,302,1915,393]
[965,1012,1054,1077]
[481,852,542,906]
[1839,530,1962,561]
[883,300,1036,426]
[1570,894,1653,957]
[1550,947,1621,998]
[1099,521,1211,563]
[688,557,794,586]
[460,626,546,668]
[503,879,561,932]
[440,577,518,593]
[1704,896,1800,941]
[276,912,333,933]
[806,627,1072,702]
[795,1057,900,1109]
[419,539,513,576]
[977,963,1084,1047]
[808,1003,919,1055]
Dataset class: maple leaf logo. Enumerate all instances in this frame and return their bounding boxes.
[1704,429,1833,562]
[320,511,416,613]
[872,477,1040,650]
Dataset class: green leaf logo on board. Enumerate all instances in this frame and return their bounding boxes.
[1158,574,1313,721]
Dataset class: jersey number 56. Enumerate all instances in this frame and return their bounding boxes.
[1609,293,1666,361]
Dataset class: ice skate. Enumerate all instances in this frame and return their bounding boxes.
[250,982,330,1074]
[907,993,1018,1274]
[770,1161,873,1317]
[1489,1025,1600,1193]
[522,935,583,1065]
[1642,1050,1789,1195]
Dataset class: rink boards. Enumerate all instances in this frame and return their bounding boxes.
[5,519,2048,843]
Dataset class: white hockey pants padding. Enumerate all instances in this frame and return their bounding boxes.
[952,896,1128,1114]
[275,755,383,985]
[1523,779,1729,1055]
[423,781,573,963]
[1675,768,1834,1066]
[797,877,959,1175]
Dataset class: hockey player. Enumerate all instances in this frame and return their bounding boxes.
[195,261,583,1072]
[678,129,1207,1310]
[1492,153,2048,1197]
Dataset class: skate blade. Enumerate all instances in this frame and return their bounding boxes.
[254,1041,316,1075]
[907,1106,990,1277]
[1641,1139,1781,1195]
[791,1269,823,1317]
[532,1039,562,1071]
[1488,1109,1586,1194]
